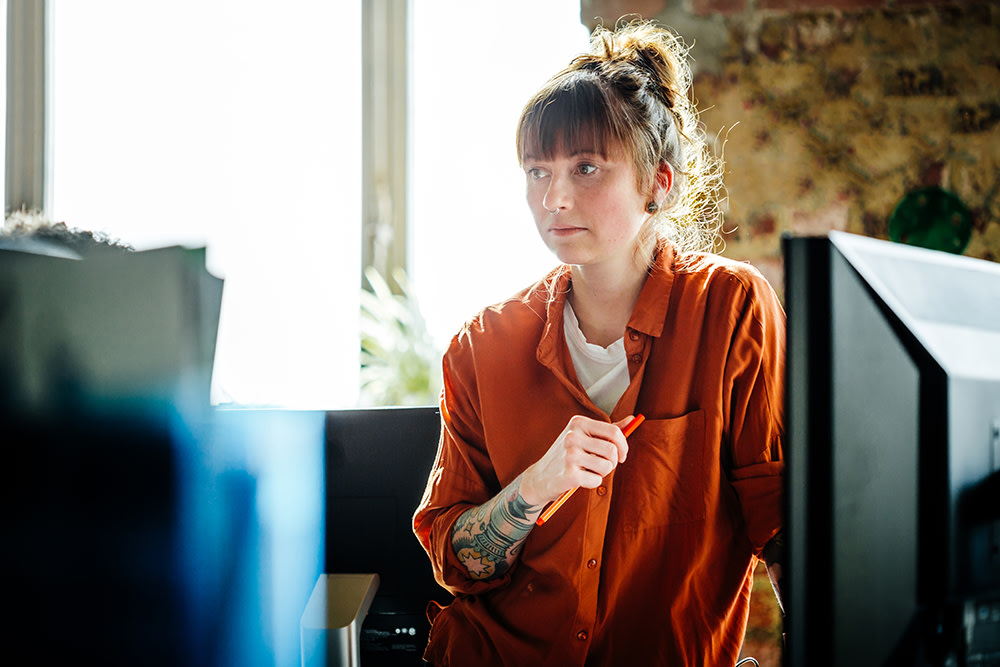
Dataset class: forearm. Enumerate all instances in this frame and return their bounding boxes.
[451,474,543,581]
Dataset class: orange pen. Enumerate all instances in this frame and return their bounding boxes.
[535,414,645,526]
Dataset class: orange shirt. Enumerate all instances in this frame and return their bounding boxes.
[413,244,785,666]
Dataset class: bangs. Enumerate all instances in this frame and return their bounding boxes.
[517,73,624,163]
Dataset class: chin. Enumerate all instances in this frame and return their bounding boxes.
[547,247,586,266]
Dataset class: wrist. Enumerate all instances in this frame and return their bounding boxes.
[515,467,548,508]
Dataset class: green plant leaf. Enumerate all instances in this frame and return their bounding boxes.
[359,265,443,407]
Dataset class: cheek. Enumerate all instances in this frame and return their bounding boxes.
[526,186,549,220]
[524,181,541,206]
[526,194,545,219]
[600,200,645,239]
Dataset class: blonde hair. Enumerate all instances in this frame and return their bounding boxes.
[516,18,725,261]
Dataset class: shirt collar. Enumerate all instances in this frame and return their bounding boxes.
[536,265,573,371]
[627,242,675,338]
[535,243,676,368]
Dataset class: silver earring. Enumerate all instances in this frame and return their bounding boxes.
[646,201,658,214]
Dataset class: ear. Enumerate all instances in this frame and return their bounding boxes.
[652,161,674,205]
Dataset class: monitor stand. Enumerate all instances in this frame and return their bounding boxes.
[301,574,380,667]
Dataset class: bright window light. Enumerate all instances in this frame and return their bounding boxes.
[50,0,361,409]
[48,0,589,406]
[0,0,6,205]
[410,0,591,350]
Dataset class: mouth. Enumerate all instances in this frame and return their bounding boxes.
[548,225,586,236]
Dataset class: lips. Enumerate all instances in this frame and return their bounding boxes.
[548,225,586,235]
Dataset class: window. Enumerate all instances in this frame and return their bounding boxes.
[50,0,361,408]
[410,0,590,349]
[0,0,5,204]
[45,0,591,405]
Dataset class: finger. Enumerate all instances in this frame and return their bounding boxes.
[575,449,618,478]
[566,429,621,467]
[584,424,627,464]
[613,415,636,431]
[613,415,643,461]
[570,462,609,489]
[561,416,627,473]
[579,417,630,448]
[603,417,633,463]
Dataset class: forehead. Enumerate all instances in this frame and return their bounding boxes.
[523,138,619,163]
[518,73,623,161]
[520,118,626,164]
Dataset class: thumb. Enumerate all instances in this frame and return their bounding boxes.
[610,415,638,463]
[613,415,636,431]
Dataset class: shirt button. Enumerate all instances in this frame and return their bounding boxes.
[630,353,642,364]
[587,558,598,569]
[596,485,607,496]
[629,330,640,341]
[577,630,588,641]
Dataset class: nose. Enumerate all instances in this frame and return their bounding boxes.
[542,174,570,214]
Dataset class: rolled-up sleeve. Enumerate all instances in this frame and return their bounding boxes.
[723,269,786,554]
[412,328,513,597]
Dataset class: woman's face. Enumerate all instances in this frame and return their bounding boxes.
[523,140,650,271]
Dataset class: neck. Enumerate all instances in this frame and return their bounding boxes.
[568,258,648,348]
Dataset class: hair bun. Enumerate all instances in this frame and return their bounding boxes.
[590,20,690,118]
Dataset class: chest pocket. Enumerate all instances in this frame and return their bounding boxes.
[613,410,707,532]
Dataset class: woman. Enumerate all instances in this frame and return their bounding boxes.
[414,18,785,665]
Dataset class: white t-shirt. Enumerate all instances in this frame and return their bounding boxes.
[563,300,630,415]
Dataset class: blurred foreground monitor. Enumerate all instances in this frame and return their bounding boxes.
[0,244,221,416]
[784,232,1000,666]
[0,246,324,666]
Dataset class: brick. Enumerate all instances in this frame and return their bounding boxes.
[581,0,667,26]
[791,202,849,236]
[690,0,749,16]
[748,256,785,300]
[756,0,883,10]
[893,0,969,6]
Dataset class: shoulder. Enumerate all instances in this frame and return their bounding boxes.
[442,267,566,396]
[672,249,764,281]
[665,249,785,331]
[671,249,777,300]
[449,265,567,352]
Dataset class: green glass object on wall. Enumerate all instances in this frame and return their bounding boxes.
[889,186,972,254]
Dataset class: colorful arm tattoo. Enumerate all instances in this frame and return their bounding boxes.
[451,476,542,581]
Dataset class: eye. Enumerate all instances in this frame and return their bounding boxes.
[525,167,548,180]
[577,163,598,176]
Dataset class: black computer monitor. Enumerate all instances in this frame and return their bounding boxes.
[324,406,452,665]
[783,231,1000,666]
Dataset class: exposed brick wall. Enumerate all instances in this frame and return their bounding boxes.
[575,5,997,662]
[581,0,666,25]
[690,0,752,16]
[755,0,886,11]
[581,0,1000,298]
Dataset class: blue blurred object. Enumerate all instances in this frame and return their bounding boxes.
[0,246,325,666]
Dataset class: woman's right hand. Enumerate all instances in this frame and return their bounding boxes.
[518,415,633,507]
